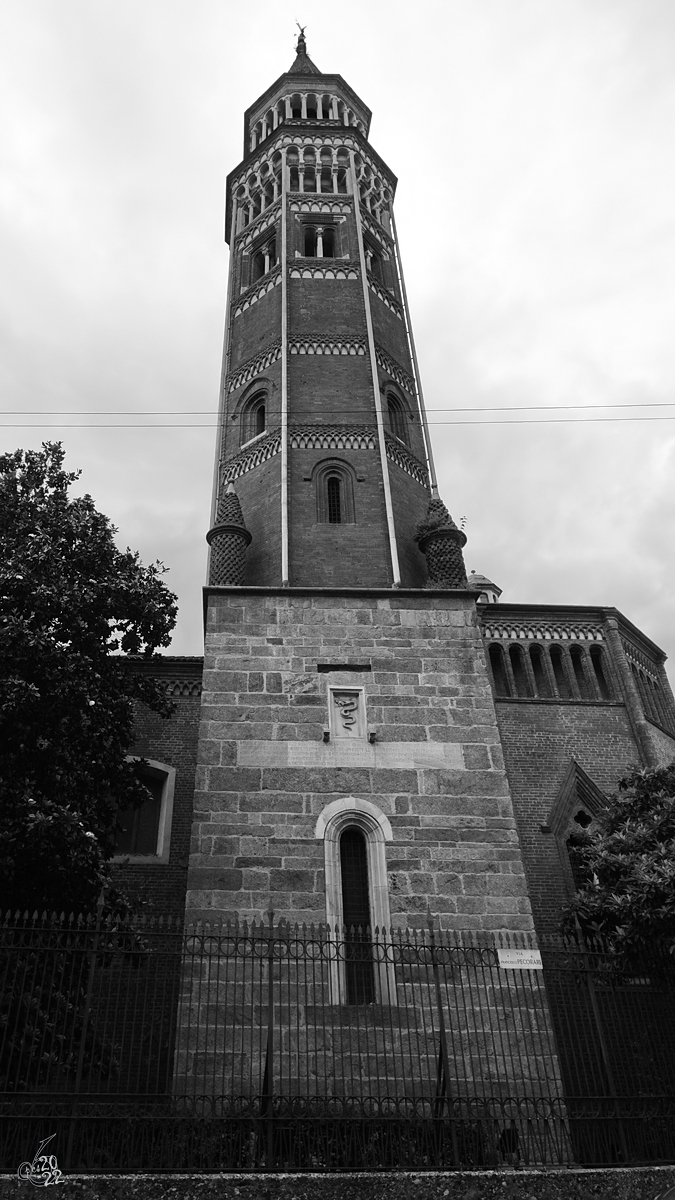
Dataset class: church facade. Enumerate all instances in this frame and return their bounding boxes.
[117,32,675,956]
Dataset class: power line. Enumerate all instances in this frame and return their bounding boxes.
[3,401,675,416]
[3,415,675,429]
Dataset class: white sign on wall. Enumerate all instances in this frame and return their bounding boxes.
[497,948,543,971]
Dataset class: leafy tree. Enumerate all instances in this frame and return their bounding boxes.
[562,762,675,959]
[0,443,178,916]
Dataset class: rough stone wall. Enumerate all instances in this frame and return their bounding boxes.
[491,699,641,937]
[186,589,534,936]
[113,658,203,918]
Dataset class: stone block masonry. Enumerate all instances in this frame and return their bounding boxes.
[186,587,535,936]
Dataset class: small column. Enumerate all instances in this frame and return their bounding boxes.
[316,227,324,258]
[298,166,305,193]
[332,167,339,195]
[317,97,323,120]
[301,95,307,119]
[415,497,468,588]
[263,247,271,274]
[285,97,292,119]
[206,484,252,586]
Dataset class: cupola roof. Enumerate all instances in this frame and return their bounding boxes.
[468,569,502,597]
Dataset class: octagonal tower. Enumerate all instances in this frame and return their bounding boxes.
[208,31,437,588]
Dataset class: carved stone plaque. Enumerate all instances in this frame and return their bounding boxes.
[329,687,366,739]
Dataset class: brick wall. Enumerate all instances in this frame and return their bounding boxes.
[114,657,203,918]
[492,698,640,936]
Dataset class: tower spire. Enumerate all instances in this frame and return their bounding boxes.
[289,23,320,74]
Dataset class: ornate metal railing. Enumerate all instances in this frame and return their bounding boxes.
[2,914,674,1172]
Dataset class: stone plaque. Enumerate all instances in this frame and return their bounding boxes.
[329,687,366,739]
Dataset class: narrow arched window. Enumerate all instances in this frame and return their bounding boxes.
[549,645,571,699]
[509,645,532,697]
[488,644,511,697]
[315,460,356,524]
[327,475,341,523]
[340,827,375,1004]
[387,394,408,444]
[589,646,611,700]
[569,645,591,699]
[530,644,552,698]
[322,227,335,257]
[241,392,266,445]
[304,226,317,256]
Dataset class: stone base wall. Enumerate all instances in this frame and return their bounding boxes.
[187,587,534,936]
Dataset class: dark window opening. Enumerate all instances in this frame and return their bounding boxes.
[306,101,317,120]
[387,395,408,444]
[320,167,333,193]
[340,827,374,1004]
[336,168,348,194]
[242,393,266,444]
[509,645,532,697]
[589,646,611,700]
[289,167,299,192]
[327,476,342,523]
[566,831,592,892]
[116,773,163,856]
[530,644,552,698]
[489,644,511,698]
[550,645,571,699]
[570,645,591,699]
[304,168,317,192]
[322,227,335,257]
[304,226,316,256]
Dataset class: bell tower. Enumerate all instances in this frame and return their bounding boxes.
[207,30,447,589]
[189,34,534,951]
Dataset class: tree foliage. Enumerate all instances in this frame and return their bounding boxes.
[0,443,178,916]
[562,762,675,959]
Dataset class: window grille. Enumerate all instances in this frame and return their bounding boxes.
[327,476,342,523]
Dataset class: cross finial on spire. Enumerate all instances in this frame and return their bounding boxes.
[295,21,307,53]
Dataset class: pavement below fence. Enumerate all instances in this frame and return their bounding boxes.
[3,1168,675,1200]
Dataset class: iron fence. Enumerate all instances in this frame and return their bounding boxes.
[1,912,674,1172]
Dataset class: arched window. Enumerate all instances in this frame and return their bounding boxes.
[314,459,356,524]
[327,475,341,523]
[241,391,266,445]
[340,828,374,1004]
[488,644,511,697]
[589,645,611,700]
[549,645,571,699]
[387,393,408,444]
[303,225,316,256]
[569,645,591,699]
[529,644,552,698]
[315,797,394,1005]
[250,237,276,284]
[509,644,533,697]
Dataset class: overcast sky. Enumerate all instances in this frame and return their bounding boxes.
[1,0,674,681]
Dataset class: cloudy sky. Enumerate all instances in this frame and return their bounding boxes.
[1,0,674,680]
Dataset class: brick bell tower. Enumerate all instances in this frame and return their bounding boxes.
[189,33,535,942]
[206,28,467,591]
